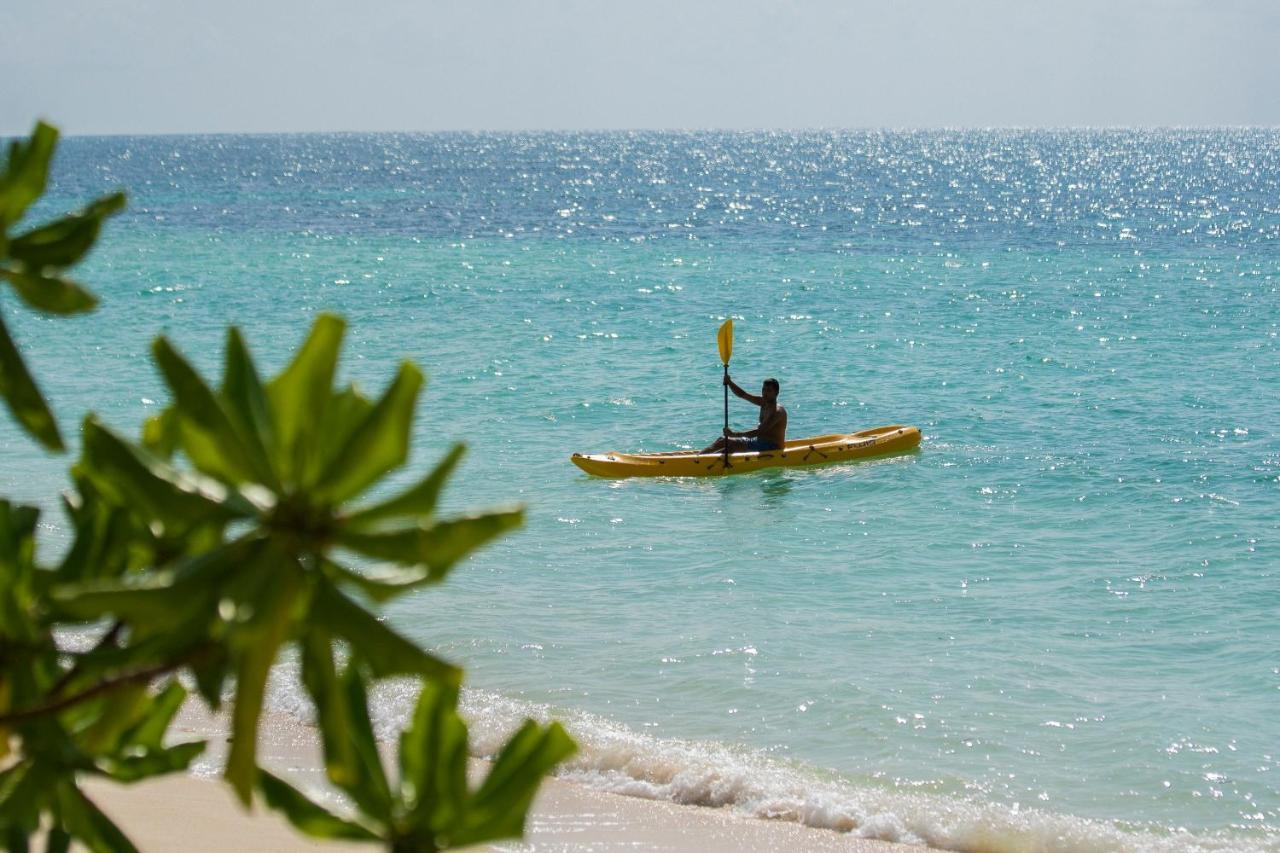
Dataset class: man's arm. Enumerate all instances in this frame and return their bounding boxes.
[725,375,764,406]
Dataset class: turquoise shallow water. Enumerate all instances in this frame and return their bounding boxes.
[2,131,1278,850]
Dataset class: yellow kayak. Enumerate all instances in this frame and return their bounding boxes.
[571,425,921,478]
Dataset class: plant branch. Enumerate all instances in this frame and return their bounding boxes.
[0,644,208,725]
[46,621,124,698]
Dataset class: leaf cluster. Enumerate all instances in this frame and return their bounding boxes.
[0,120,124,451]
[0,122,574,851]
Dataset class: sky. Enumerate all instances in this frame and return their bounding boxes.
[3,0,1278,134]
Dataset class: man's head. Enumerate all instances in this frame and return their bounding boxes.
[762,377,780,401]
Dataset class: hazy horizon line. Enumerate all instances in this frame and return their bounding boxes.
[11,124,1280,140]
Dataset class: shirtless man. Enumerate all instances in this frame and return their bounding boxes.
[703,376,787,454]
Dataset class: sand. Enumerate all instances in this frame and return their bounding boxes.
[88,772,908,852]
[83,703,909,852]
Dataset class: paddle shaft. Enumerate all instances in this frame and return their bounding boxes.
[723,364,731,469]
[716,318,734,470]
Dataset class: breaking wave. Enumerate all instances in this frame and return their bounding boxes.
[316,681,1275,853]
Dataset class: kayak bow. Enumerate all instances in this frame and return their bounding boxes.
[571,425,920,478]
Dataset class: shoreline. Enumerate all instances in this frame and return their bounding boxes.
[89,771,907,853]
[86,701,907,852]
[83,694,1275,853]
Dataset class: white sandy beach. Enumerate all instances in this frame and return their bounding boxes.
[87,704,907,852]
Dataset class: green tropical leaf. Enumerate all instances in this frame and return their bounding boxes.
[0,121,57,226]
[76,684,149,754]
[192,646,231,711]
[257,770,380,841]
[54,782,138,853]
[80,417,253,528]
[224,555,304,804]
[0,312,62,451]
[225,637,280,805]
[53,537,255,624]
[337,509,523,581]
[6,192,125,268]
[0,763,44,834]
[338,666,393,823]
[97,741,206,783]
[221,327,277,472]
[0,268,97,314]
[0,499,38,581]
[320,558,439,604]
[3,828,29,853]
[298,637,394,823]
[306,384,373,487]
[344,443,465,529]
[451,720,577,846]
[399,680,468,833]
[121,681,186,749]
[46,827,70,853]
[315,362,423,503]
[140,408,179,458]
[267,314,345,483]
[310,582,459,683]
[55,489,135,583]
[0,501,42,666]
[0,766,19,801]
[299,630,358,789]
[153,337,272,486]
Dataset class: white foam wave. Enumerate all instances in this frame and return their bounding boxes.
[454,690,1274,853]
[265,676,1276,853]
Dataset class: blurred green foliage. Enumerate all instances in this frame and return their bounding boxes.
[0,121,124,451]
[0,121,574,852]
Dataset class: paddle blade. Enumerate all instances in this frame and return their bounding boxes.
[717,319,733,365]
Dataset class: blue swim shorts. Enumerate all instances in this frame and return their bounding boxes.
[728,436,780,453]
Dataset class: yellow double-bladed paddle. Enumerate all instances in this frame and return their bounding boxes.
[717,319,733,469]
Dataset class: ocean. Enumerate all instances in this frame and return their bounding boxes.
[3,130,1277,851]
